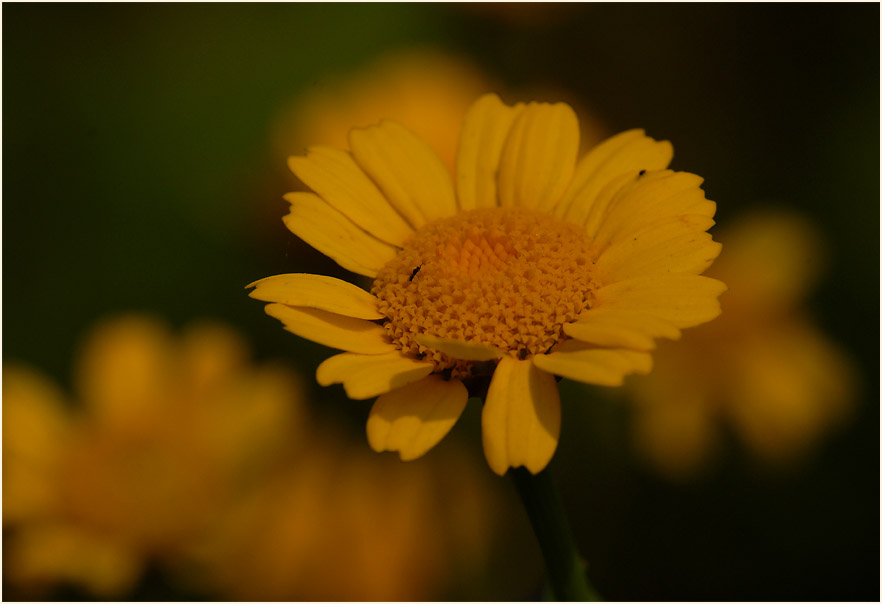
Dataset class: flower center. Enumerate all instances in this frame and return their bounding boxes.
[372,207,601,379]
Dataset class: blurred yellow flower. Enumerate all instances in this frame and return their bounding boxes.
[273,50,493,175]
[195,442,500,601]
[4,314,509,601]
[627,210,857,478]
[251,92,726,476]
[3,315,303,598]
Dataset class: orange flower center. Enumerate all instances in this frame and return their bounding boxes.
[372,207,601,379]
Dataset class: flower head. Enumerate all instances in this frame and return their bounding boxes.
[2,315,303,597]
[250,93,726,475]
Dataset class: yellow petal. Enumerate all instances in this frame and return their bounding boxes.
[288,146,414,247]
[349,120,457,229]
[557,129,645,216]
[481,357,560,475]
[316,352,434,400]
[414,334,504,361]
[456,93,524,210]
[247,273,383,320]
[367,375,468,461]
[593,274,727,328]
[264,303,395,354]
[595,215,722,281]
[497,101,580,212]
[3,366,71,462]
[3,366,72,524]
[558,131,673,230]
[563,309,681,351]
[74,315,174,428]
[533,342,653,386]
[283,192,398,277]
[725,323,856,462]
[593,170,716,249]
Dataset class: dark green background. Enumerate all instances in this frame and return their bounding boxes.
[4,3,879,601]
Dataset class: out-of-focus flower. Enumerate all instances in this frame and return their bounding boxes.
[250,92,725,476]
[3,315,303,598]
[195,441,499,601]
[4,314,510,601]
[627,210,857,478]
[273,50,493,175]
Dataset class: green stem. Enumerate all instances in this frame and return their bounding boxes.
[511,467,601,601]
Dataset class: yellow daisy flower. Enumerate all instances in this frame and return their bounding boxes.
[250,93,726,476]
[3,315,303,598]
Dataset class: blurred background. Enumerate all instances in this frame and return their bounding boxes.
[3,3,878,601]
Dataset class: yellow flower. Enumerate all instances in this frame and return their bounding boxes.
[2,315,303,598]
[627,210,857,478]
[196,444,502,601]
[250,93,726,476]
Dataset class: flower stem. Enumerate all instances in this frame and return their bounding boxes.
[511,467,601,601]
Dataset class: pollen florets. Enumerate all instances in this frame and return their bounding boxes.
[371,207,601,378]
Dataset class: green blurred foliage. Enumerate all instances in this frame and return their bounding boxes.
[4,3,878,601]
